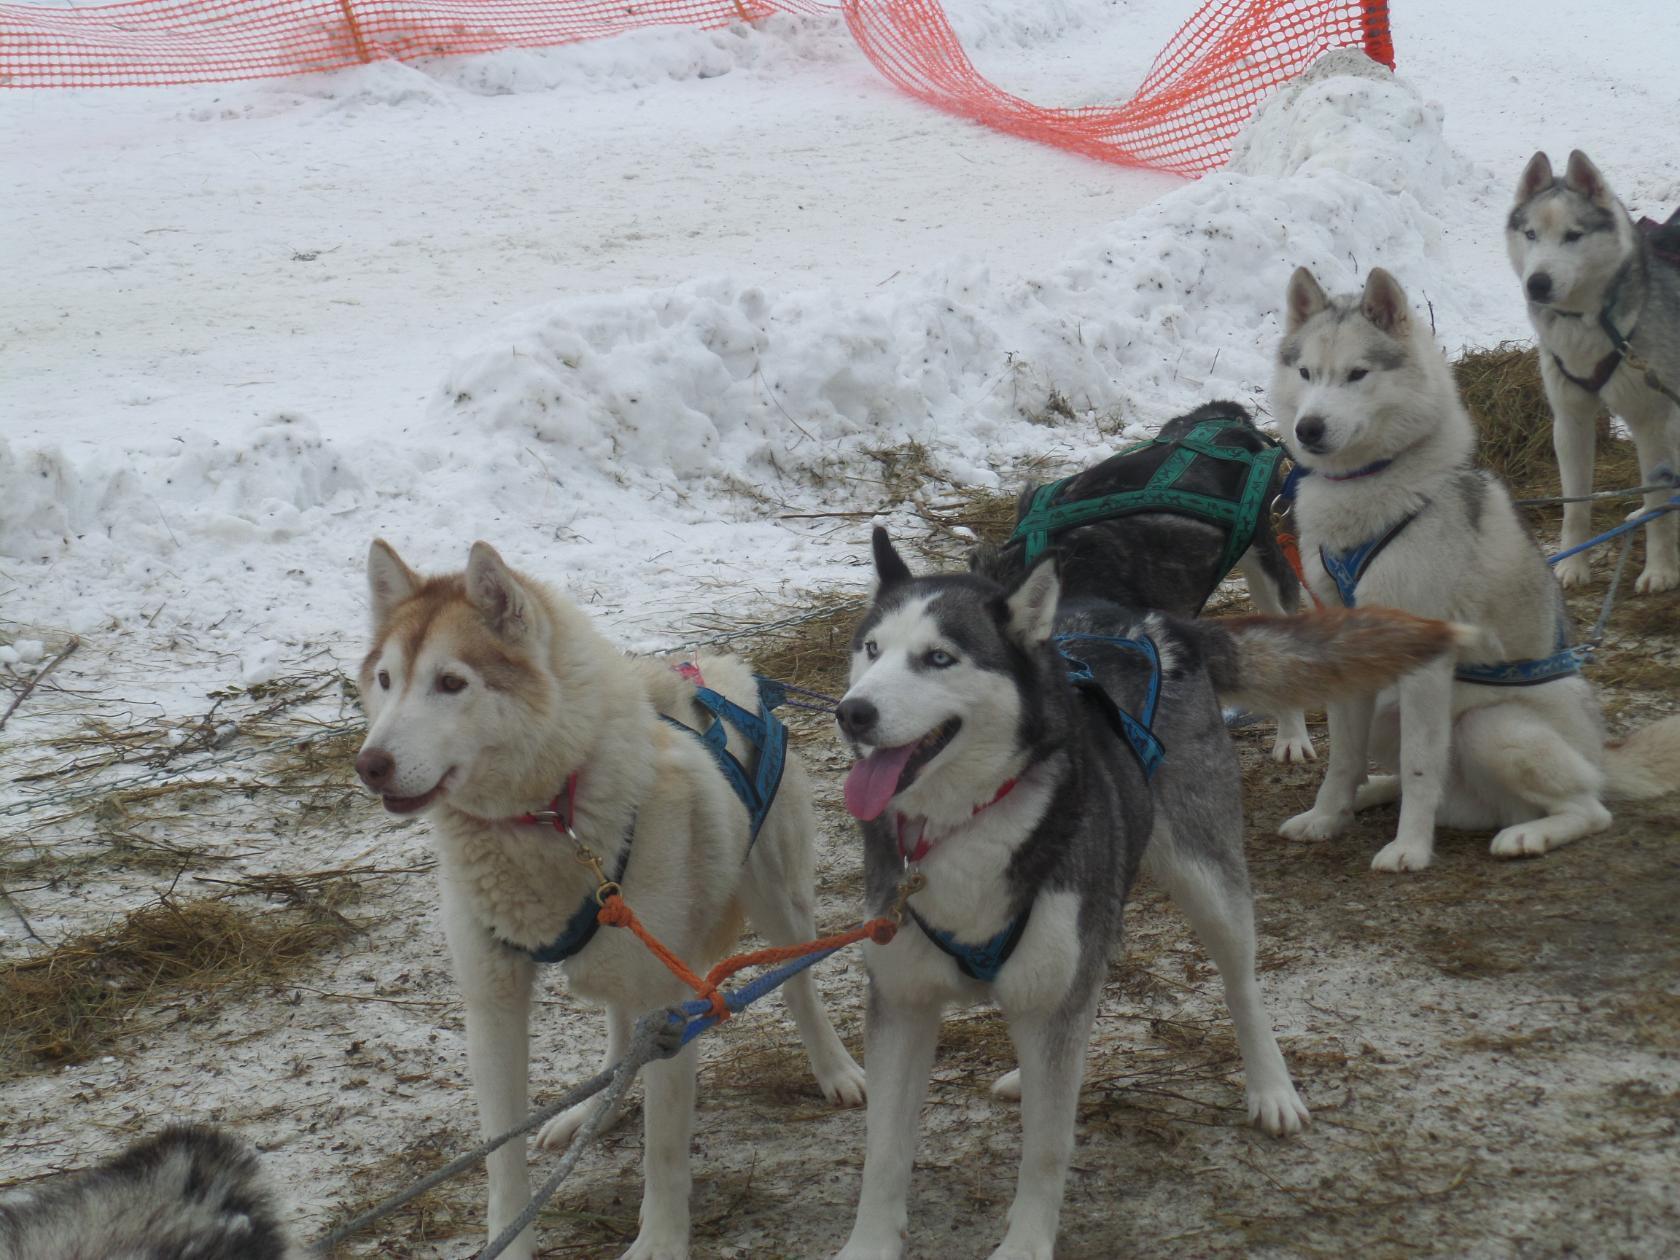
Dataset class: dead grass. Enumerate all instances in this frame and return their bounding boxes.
[0,887,362,1072]
[1453,342,1643,502]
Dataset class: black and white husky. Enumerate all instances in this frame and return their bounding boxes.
[0,1126,294,1260]
[1274,266,1680,872]
[830,528,1471,1259]
[1507,149,1680,594]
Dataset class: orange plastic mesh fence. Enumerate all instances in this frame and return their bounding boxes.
[843,0,1393,175]
[0,0,1391,176]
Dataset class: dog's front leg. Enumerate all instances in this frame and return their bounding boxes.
[1371,660,1454,873]
[1279,693,1375,842]
[621,1038,698,1260]
[1543,363,1601,588]
[836,982,943,1260]
[1625,405,1680,593]
[987,1002,1097,1260]
[1236,548,1315,763]
[443,882,538,1259]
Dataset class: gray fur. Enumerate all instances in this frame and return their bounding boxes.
[0,1126,295,1260]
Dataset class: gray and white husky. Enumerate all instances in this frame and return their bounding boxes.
[831,527,1471,1259]
[1274,266,1680,873]
[0,1126,294,1260]
[1508,149,1680,593]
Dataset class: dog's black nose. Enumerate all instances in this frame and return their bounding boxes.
[356,747,395,791]
[1526,272,1553,302]
[836,697,878,739]
[1294,414,1328,452]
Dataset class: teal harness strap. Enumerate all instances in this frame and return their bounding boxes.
[1010,417,1285,575]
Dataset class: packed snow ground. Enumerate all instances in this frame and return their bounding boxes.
[3,0,1680,1255]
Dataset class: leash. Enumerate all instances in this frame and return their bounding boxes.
[317,869,919,1255]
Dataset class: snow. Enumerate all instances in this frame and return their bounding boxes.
[3,0,1679,1251]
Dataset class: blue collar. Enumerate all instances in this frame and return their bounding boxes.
[907,902,1032,984]
[1321,457,1395,482]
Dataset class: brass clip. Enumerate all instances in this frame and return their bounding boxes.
[889,871,927,925]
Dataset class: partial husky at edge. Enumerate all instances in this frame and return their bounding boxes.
[1273,265,1680,872]
[1507,148,1680,593]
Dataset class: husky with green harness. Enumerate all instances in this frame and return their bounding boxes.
[982,402,1315,763]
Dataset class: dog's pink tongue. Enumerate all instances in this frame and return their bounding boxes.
[844,743,918,821]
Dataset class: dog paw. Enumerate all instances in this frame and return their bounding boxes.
[835,1237,905,1260]
[1279,808,1348,842]
[1554,554,1593,589]
[990,1068,1022,1101]
[1489,823,1556,859]
[1270,735,1317,764]
[1248,1082,1311,1137]
[815,1056,867,1108]
[620,1231,688,1260]
[1371,838,1432,873]
[1635,565,1680,595]
[536,1094,627,1152]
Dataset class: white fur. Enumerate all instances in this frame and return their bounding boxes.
[1273,271,1677,871]
[357,543,863,1260]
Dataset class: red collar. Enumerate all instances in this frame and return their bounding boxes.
[515,771,581,832]
[896,777,1020,864]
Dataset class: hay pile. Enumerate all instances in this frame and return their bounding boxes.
[0,887,361,1071]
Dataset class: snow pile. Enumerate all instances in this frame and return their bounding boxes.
[431,57,1480,502]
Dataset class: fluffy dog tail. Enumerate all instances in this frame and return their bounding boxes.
[1191,607,1477,712]
[1602,714,1680,802]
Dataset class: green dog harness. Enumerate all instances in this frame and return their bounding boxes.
[1008,416,1287,576]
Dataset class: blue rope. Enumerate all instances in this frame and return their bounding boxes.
[673,942,849,1045]
[1547,492,1680,566]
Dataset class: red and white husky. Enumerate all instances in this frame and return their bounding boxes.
[354,540,864,1260]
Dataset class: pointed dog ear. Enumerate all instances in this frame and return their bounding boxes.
[871,526,913,592]
[465,541,530,639]
[1516,150,1553,202]
[1002,558,1060,648]
[367,539,420,627]
[1361,267,1412,338]
[1564,150,1610,205]
[1285,267,1330,333]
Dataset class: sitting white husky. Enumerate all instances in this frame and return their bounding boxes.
[1273,267,1680,871]
[355,541,864,1260]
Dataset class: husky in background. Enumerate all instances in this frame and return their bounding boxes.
[832,527,1472,1259]
[979,403,1318,763]
[1274,266,1680,872]
[1508,148,1680,594]
[355,541,864,1260]
[0,1126,294,1260]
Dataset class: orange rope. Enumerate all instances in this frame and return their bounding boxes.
[1276,528,1325,610]
[597,894,897,1025]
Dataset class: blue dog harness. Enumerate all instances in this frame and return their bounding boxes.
[902,634,1165,984]
[660,667,789,847]
[509,669,789,966]
[1318,501,1586,686]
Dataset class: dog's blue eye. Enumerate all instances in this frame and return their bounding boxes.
[926,649,956,669]
[1347,368,1368,383]
[1297,367,1309,381]
[864,640,879,660]
[377,670,390,690]
[1563,230,1582,244]
[1524,229,1537,242]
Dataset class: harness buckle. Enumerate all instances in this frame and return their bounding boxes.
[889,871,927,925]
